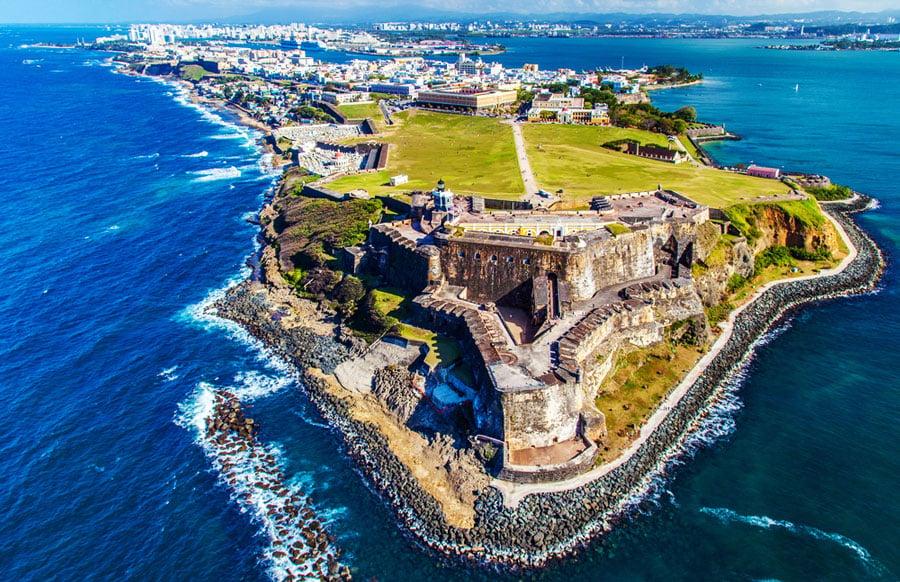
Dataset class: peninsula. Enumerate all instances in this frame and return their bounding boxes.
[106,24,884,573]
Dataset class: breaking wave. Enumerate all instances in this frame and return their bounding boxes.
[181,150,209,158]
[699,507,889,576]
[190,167,241,183]
[176,379,349,580]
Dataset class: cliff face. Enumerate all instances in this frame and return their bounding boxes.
[750,205,839,253]
[694,201,837,307]
[694,237,754,307]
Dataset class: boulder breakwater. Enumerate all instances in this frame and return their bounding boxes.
[211,197,883,571]
[180,384,351,580]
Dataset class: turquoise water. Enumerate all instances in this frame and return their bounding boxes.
[0,29,896,580]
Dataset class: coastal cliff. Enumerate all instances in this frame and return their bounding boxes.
[694,200,843,308]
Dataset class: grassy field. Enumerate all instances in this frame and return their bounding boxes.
[522,124,793,208]
[338,101,382,120]
[327,110,524,198]
[595,342,704,463]
[180,64,213,82]
[370,287,461,367]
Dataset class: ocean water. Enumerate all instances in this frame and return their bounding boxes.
[0,28,897,580]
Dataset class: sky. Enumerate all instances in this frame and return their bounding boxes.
[0,0,897,24]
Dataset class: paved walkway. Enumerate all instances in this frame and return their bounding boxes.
[492,209,859,507]
[507,121,542,203]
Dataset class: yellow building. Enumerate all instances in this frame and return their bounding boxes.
[417,86,517,112]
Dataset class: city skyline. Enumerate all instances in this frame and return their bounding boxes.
[2,0,900,24]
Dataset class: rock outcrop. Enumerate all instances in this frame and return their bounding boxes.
[372,365,421,423]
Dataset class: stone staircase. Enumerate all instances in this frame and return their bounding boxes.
[551,299,646,379]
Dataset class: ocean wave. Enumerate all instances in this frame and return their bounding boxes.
[132,152,160,160]
[231,370,293,401]
[210,131,248,141]
[157,78,261,151]
[699,507,889,576]
[158,365,180,382]
[190,167,241,183]
[176,382,348,580]
[181,151,208,158]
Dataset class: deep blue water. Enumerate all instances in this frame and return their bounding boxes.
[0,27,897,581]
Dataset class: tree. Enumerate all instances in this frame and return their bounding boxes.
[674,106,697,123]
[353,292,398,335]
[333,275,366,305]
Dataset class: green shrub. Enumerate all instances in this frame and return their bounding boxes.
[333,275,366,305]
[789,246,832,262]
[755,245,795,275]
[353,292,399,336]
[706,302,734,326]
[807,184,853,201]
[727,273,749,293]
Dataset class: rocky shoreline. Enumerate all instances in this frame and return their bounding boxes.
[210,195,883,570]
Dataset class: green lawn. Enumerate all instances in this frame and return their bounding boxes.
[371,287,408,319]
[522,124,793,208]
[328,110,523,198]
[370,286,461,367]
[338,101,382,121]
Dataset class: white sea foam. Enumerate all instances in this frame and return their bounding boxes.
[699,507,889,576]
[190,167,241,183]
[158,78,262,152]
[181,151,209,158]
[210,131,245,140]
[132,152,160,160]
[158,366,180,382]
[176,380,346,580]
[231,370,293,401]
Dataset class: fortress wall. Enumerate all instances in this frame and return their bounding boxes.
[369,227,436,293]
[566,230,656,300]
[440,229,670,305]
[624,279,706,327]
[502,382,583,451]
[571,304,658,365]
[439,239,570,304]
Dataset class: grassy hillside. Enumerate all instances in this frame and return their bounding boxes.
[327,110,523,197]
[523,124,793,208]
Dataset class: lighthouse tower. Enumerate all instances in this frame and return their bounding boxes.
[433,179,454,212]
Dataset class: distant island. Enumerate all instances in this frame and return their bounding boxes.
[102,23,884,576]
[764,38,900,51]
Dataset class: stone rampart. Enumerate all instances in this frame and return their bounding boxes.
[369,224,437,293]
[501,381,582,450]
[438,228,662,304]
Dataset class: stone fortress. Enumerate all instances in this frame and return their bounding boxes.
[365,181,711,483]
